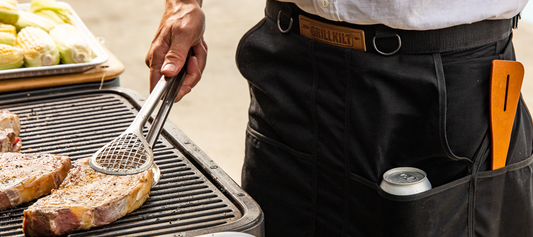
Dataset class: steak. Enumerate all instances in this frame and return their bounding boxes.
[0,110,20,134]
[0,110,21,152]
[23,157,154,237]
[0,153,71,211]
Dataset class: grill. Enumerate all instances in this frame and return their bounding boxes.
[0,81,263,237]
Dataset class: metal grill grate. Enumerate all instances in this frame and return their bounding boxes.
[0,93,242,237]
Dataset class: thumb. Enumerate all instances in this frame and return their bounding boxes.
[161,43,190,77]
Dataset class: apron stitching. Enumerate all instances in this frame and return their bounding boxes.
[433,53,473,163]
[310,39,319,237]
[467,131,491,237]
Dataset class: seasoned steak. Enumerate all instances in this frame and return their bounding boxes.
[0,153,71,211]
[23,157,153,237]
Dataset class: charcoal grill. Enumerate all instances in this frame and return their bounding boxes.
[0,79,264,237]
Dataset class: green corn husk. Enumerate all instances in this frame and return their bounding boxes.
[49,24,95,64]
[14,10,57,32]
[30,0,72,25]
[0,2,18,25]
[35,9,65,25]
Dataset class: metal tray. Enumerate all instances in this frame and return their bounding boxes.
[0,2,109,80]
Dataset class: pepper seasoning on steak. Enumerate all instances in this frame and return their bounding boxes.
[23,157,153,237]
[0,153,72,211]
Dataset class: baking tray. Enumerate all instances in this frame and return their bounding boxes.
[0,2,109,80]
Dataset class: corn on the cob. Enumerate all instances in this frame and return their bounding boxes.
[17,26,59,67]
[49,24,94,64]
[0,1,18,25]
[31,0,72,25]
[0,32,15,45]
[0,44,23,69]
[0,22,16,35]
[0,23,15,45]
[14,10,57,32]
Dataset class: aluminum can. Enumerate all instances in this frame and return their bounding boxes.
[380,167,432,196]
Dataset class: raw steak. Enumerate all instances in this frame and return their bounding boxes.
[0,153,71,211]
[23,157,154,237]
[0,110,21,152]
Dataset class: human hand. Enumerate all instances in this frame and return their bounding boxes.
[145,0,207,102]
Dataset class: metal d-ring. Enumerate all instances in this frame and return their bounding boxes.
[373,34,402,56]
[277,10,293,33]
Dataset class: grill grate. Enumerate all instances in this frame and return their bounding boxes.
[0,93,242,236]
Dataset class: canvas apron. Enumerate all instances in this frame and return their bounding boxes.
[236,10,533,236]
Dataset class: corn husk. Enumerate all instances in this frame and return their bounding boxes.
[14,10,57,32]
[30,0,72,25]
[0,1,18,25]
[50,24,95,64]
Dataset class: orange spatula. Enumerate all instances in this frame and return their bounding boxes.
[490,60,524,170]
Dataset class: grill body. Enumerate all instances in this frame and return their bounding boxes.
[0,81,264,237]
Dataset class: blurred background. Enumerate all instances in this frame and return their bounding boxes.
[15,0,533,185]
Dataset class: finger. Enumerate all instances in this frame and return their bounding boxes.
[146,40,167,92]
[161,20,203,78]
[174,56,202,102]
[193,38,208,72]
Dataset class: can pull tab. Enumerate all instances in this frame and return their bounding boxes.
[399,173,418,182]
[490,60,524,170]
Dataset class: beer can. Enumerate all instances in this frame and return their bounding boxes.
[380,167,432,196]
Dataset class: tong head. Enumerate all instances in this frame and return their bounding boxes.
[89,132,154,175]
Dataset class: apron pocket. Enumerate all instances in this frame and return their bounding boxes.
[349,172,471,237]
[242,125,316,236]
[474,154,533,237]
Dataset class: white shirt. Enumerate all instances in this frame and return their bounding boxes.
[278,0,528,30]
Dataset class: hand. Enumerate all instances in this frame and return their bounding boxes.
[145,0,208,102]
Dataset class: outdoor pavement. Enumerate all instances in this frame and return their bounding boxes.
[17,0,533,185]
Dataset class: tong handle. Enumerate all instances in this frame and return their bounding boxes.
[146,51,192,147]
[128,75,169,136]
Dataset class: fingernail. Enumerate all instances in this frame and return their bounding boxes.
[162,64,176,72]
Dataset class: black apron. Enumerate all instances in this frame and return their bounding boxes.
[236,11,533,237]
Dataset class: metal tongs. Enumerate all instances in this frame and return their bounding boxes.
[89,55,190,185]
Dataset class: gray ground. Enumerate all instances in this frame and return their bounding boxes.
[18,0,533,185]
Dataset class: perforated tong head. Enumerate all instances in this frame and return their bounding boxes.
[89,56,189,175]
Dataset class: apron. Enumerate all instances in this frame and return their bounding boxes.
[236,13,533,237]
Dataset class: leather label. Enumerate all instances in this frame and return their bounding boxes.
[299,15,366,51]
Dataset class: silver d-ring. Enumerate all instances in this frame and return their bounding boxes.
[277,10,293,33]
[373,34,402,56]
